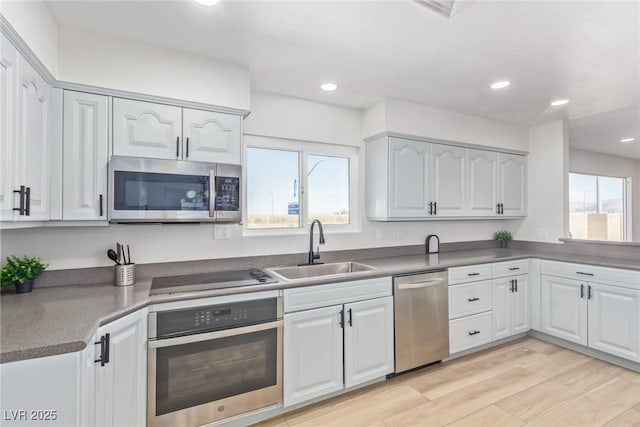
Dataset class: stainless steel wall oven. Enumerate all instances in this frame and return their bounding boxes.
[148,295,282,427]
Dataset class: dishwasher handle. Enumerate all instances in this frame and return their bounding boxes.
[396,279,446,290]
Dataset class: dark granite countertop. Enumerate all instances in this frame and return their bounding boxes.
[1,247,638,363]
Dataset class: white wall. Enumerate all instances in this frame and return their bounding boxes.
[1,1,58,75]
[363,98,530,153]
[569,148,640,241]
[57,26,250,111]
[0,92,526,270]
[513,120,568,243]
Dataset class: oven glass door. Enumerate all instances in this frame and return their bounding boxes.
[113,170,210,212]
[153,327,278,416]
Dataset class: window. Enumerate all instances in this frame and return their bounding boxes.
[245,136,358,232]
[569,172,629,241]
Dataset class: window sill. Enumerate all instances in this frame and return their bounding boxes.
[242,224,361,238]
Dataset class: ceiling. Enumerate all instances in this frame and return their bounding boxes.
[46,0,639,157]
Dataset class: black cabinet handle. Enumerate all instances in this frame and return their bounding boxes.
[99,194,104,217]
[186,137,190,158]
[496,203,501,214]
[580,284,584,299]
[467,297,480,302]
[510,279,515,292]
[576,271,594,276]
[515,279,518,292]
[434,202,437,215]
[176,136,180,158]
[428,202,433,215]
[467,272,480,277]
[501,203,505,215]
[348,308,353,326]
[339,310,344,328]
[13,186,26,215]
[588,285,592,300]
[468,330,480,336]
[509,267,520,271]
[94,333,110,366]
[25,187,31,216]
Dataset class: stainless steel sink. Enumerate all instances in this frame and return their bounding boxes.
[266,261,377,281]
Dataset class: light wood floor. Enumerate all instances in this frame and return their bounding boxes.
[254,337,640,427]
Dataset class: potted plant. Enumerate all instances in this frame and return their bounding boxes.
[1,255,48,294]
[493,230,513,248]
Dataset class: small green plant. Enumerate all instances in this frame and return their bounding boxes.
[0,255,48,290]
[493,230,513,242]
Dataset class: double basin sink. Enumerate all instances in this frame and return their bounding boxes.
[266,261,377,281]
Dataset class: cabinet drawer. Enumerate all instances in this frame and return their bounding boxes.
[449,264,492,285]
[493,259,529,278]
[449,311,493,354]
[449,280,492,319]
[284,277,392,312]
[542,260,640,289]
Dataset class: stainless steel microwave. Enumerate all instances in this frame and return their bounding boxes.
[109,156,241,223]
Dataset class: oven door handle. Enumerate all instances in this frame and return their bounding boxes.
[148,320,283,349]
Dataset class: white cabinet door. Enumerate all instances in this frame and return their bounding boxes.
[388,137,431,217]
[431,144,466,216]
[113,98,182,160]
[512,275,529,335]
[94,309,147,427]
[63,91,109,220]
[541,275,587,345]
[15,54,50,221]
[283,305,344,407]
[0,34,17,221]
[498,153,526,217]
[492,277,512,340]
[344,296,394,388]
[588,282,640,362]
[467,149,498,217]
[0,352,82,427]
[182,108,241,164]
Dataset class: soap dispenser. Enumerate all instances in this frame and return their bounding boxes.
[426,234,440,254]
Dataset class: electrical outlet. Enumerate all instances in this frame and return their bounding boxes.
[536,228,548,240]
[392,227,401,239]
[214,225,230,240]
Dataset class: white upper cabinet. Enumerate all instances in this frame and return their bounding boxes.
[0,34,17,221]
[63,91,109,220]
[182,108,241,164]
[388,137,431,218]
[15,54,50,221]
[113,99,242,164]
[113,98,182,160]
[467,149,498,217]
[498,153,527,217]
[366,136,527,220]
[431,144,466,217]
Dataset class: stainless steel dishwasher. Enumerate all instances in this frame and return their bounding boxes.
[394,270,449,373]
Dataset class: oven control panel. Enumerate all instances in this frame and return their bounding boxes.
[154,298,279,339]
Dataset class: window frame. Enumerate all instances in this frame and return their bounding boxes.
[568,171,632,242]
[242,135,360,236]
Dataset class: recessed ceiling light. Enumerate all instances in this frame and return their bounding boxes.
[194,0,218,6]
[490,81,511,90]
[320,82,337,92]
[550,99,570,106]
[620,137,636,143]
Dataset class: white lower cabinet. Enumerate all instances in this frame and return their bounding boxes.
[283,305,344,407]
[93,309,147,427]
[493,274,529,340]
[541,275,588,346]
[283,286,393,408]
[542,274,640,362]
[449,311,493,353]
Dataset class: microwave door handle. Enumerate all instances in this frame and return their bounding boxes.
[209,169,215,219]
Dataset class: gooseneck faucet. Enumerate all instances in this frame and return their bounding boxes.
[307,219,326,265]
